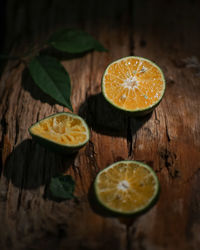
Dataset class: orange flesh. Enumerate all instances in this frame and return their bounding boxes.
[31,115,88,145]
[103,57,165,111]
[96,162,157,213]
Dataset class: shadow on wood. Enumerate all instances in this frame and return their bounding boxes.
[4,139,77,189]
[79,93,152,138]
[88,181,116,218]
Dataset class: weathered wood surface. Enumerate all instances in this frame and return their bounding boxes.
[0,0,200,249]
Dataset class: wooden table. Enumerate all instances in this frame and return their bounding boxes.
[0,0,200,249]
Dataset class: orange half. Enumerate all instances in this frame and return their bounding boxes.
[94,160,159,215]
[102,56,165,115]
[29,112,90,153]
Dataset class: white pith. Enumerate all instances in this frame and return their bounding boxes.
[121,76,138,91]
[117,180,130,191]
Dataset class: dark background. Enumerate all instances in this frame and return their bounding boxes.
[0,0,199,55]
[0,1,200,250]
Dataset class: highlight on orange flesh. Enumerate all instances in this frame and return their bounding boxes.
[29,112,90,153]
[94,160,159,215]
[102,56,165,115]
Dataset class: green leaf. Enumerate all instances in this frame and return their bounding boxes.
[48,28,107,53]
[47,175,75,201]
[28,55,73,111]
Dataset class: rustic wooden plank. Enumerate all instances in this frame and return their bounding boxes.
[127,0,200,250]
[0,0,132,249]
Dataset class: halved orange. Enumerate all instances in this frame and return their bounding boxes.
[29,112,90,153]
[102,56,165,115]
[94,160,159,215]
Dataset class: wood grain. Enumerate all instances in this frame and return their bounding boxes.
[0,0,200,249]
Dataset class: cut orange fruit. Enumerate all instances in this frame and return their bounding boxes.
[94,160,159,215]
[29,112,90,153]
[102,56,165,115]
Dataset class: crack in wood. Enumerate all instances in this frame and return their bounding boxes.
[0,121,7,173]
[165,114,171,142]
[166,124,171,142]
[119,217,135,250]
[85,141,99,176]
[0,94,10,176]
[71,162,83,180]
[0,103,9,136]
[154,109,160,124]
[14,87,23,146]
[127,117,133,157]
[159,148,180,179]
[124,222,147,250]
[126,225,132,250]
[132,133,137,157]
[14,118,19,145]
[36,112,40,122]
[17,188,22,210]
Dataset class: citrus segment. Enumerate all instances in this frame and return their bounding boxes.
[29,112,89,153]
[94,161,159,214]
[102,56,165,114]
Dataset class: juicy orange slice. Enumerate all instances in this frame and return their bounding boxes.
[102,56,165,115]
[29,112,90,153]
[94,160,159,215]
